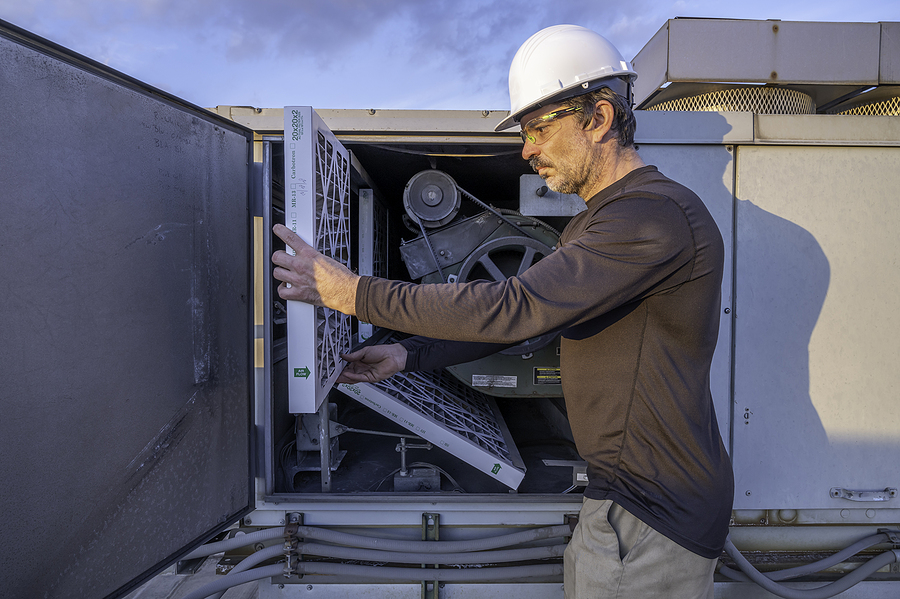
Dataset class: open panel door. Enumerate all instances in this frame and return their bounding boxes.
[0,20,254,599]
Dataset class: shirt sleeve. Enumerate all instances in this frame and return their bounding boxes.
[399,337,515,372]
[356,194,696,344]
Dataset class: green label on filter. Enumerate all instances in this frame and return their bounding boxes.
[294,367,311,379]
[491,463,502,475]
[533,367,561,385]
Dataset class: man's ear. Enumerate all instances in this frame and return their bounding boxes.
[588,100,615,143]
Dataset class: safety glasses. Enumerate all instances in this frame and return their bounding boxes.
[519,106,583,145]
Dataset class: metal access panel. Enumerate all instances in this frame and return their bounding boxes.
[338,370,526,489]
[283,106,353,413]
[0,20,254,599]
[732,144,900,509]
[633,140,736,444]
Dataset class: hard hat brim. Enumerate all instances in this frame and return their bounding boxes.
[493,75,634,132]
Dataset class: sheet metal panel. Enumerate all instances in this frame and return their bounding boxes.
[634,143,736,445]
[733,145,900,510]
[0,22,253,599]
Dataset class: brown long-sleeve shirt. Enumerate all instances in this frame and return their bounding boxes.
[356,165,734,558]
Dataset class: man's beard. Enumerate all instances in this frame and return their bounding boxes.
[530,156,587,196]
[528,135,595,196]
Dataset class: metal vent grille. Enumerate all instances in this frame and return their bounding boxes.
[646,86,815,114]
[314,131,352,388]
[338,369,526,488]
[834,96,900,116]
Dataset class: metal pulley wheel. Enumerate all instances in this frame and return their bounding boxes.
[403,170,461,228]
[456,236,558,355]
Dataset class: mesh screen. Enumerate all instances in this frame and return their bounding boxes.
[647,86,815,114]
[372,370,514,464]
[833,96,900,116]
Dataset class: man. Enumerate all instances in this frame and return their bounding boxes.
[272,24,733,599]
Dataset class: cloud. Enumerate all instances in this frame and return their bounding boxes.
[5,0,899,110]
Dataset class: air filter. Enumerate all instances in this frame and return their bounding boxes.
[338,370,526,489]
[284,106,353,413]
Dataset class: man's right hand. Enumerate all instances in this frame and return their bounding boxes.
[336,344,408,384]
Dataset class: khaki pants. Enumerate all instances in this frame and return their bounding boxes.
[564,498,716,599]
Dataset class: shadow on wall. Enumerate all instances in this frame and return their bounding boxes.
[732,198,832,508]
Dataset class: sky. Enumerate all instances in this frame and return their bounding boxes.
[1,1,898,112]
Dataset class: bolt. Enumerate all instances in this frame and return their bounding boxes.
[367,109,376,115]
[770,71,778,80]
[724,308,731,314]
[245,518,252,525]
[772,24,779,33]
[481,110,490,117]
[307,584,314,591]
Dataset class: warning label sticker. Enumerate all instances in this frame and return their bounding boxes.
[472,375,518,388]
[533,367,561,385]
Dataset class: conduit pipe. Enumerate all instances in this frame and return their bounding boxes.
[294,561,563,581]
[209,545,286,599]
[723,535,900,599]
[186,523,571,561]
[178,564,284,599]
[293,523,572,553]
[297,541,568,564]
[184,527,284,560]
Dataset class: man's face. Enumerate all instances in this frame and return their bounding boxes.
[520,103,595,197]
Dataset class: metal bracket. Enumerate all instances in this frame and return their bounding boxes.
[543,459,588,493]
[830,487,898,502]
[422,513,441,599]
[283,516,300,578]
[878,528,900,545]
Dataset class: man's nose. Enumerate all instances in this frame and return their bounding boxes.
[521,138,540,160]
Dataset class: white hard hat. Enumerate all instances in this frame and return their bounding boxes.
[495,24,637,132]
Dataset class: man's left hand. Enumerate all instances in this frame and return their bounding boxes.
[271,224,359,316]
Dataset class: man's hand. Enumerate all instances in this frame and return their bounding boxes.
[336,344,408,384]
[272,224,359,316]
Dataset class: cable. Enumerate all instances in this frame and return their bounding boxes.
[187,523,572,561]
[178,564,284,599]
[722,535,900,599]
[209,545,285,599]
[295,561,563,581]
[297,541,568,564]
[294,523,573,553]
[756,532,890,582]
[184,527,284,560]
